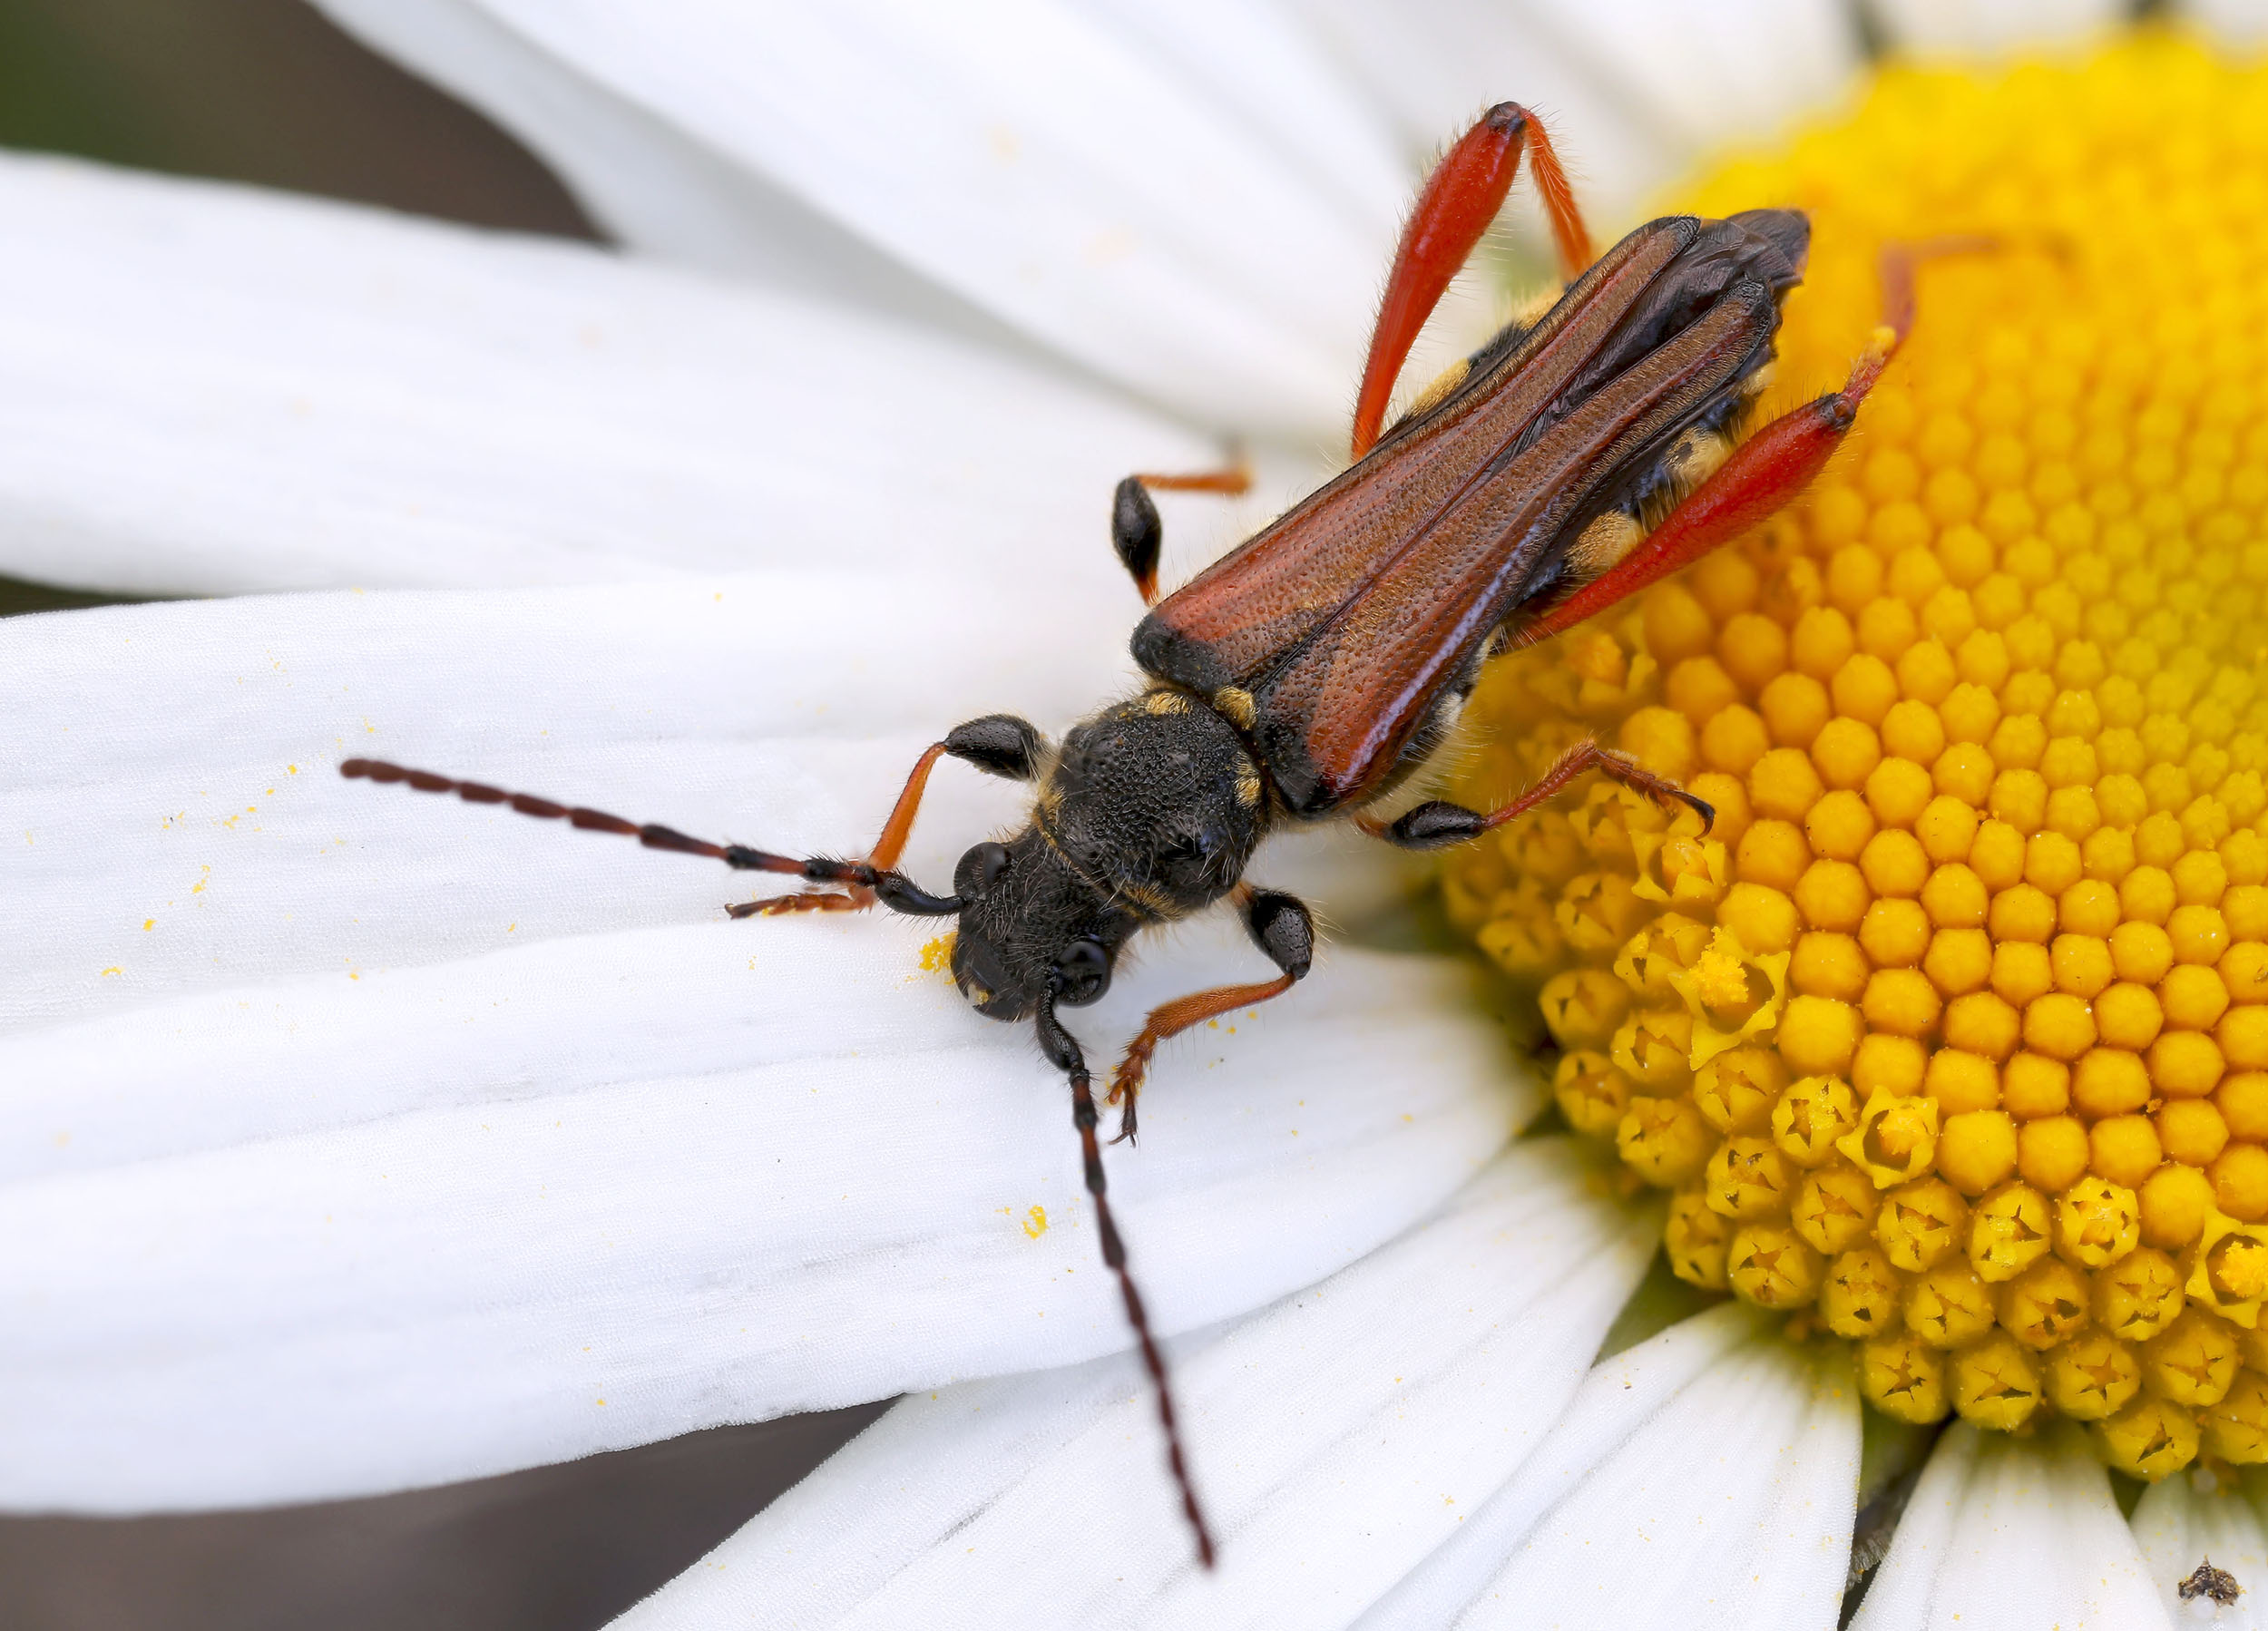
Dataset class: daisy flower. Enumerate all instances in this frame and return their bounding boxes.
[3,4,2262,1629]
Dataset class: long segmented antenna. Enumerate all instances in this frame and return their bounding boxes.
[337,757,959,914]
[1037,991,1217,1568]
[348,752,1217,1566]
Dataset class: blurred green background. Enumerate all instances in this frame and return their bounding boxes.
[0,5,884,1626]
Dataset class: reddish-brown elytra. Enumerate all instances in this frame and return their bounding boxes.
[345,100,1932,1568]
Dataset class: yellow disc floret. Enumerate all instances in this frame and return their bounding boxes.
[1448,34,2268,1479]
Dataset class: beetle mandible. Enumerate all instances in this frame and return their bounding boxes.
[345,101,1937,1567]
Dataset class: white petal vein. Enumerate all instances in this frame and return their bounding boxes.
[1851,1421,2173,1631]
[0,151,1247,595]
[612,1139,1651,1630]
[0,912,1530,1512]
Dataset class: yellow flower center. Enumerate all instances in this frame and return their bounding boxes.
[1449,34,2268,1481]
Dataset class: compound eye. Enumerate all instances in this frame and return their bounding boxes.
[956,840,1013,900]
[1051,938,1111,1006]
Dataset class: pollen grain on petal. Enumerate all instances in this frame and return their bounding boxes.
[1448,34,2268,1482]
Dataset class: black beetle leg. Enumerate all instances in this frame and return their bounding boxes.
[728,713,1051,917]
[1355,739,1715,852]
[1110,462,1250,606]
[1107,884,1313,1144]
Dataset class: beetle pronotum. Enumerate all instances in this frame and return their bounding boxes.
[346,99,1936,1567]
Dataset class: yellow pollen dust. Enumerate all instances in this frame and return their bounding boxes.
[1448,35,2268,1481]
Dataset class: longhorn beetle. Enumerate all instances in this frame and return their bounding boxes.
[345,102,1940,1568]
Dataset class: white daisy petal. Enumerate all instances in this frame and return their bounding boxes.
[1349,1305,1773,1628]
[312,0,1034,338]
[1294,0,1861,227]
[1867,0,2124,53]
[2132,1470,2268,1630]
[5,555,1516,1513]
[621,1350,1148,1631]
[3,578,1145,1035]
[0,151,1241,597]
[610,1140,1652,1629]
[1851,1421,2173,1631]
[1536,0,1862,159]
[1070,0,1414,230]
[1,902,1526,1512]
[1356,1302,1857,1631]
[2181,0,2268,44]
[1290,0,1678,228]
[324,0,1406,439]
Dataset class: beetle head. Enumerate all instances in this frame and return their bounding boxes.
[948,829,1132,1023]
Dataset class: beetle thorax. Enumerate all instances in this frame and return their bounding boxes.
[1036,689,1270,920]
[945,689,1269,1024]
